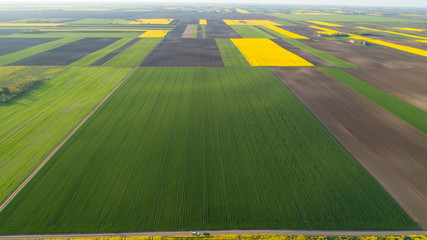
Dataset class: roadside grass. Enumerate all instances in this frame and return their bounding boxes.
[0,38,81,66]
[230,25,276,38]
[105,38,162,67]
[0,66,132,206]
[319,67,427,134]
[0,67,417,234]
[70,38,135,66]
[215,39,250,67]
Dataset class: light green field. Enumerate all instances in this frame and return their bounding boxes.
[105,38,162,67]
[192,25,198,38]
[230,25,276,38]
[0,67,417,234]
[0,66,132,204]
[216,39,250,67]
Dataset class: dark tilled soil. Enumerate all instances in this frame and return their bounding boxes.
[270,66,427,229]
[206,24,240,39]
[165,24,187,38]
[8,37,120,66]
[90,38,140,66]
[303,38,427,68]
[0,38,58,56]
[271,39,334,67]
[141,38,224,67]
[344,68,427,111]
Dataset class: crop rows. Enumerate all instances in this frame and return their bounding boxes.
[0,67,416,234]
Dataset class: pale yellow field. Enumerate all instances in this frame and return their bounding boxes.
[231,38,313,66]
[138,30,169,37]
[223,20,280,26]
[264,25,308,39]
[306,21,342,27]
[357,26,427,40]
[236,8,249,13]
[199,19,207,25]
[0,23,64,26]
[129,19,174,24]
[309,26,341,35]
[417,40,427,43]
[351,35,427,57]
[394,27,425,32]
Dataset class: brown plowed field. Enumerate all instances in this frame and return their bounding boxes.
[181,24,195,38]
[165,24,187,38]
[206,23,240,38]
[271,39,334,67]
[345,68,427,111]
[303,38,427,68]
[0,38,58,56]
[90,38,140,66]
[269,67,427,229]
[141,38,224,67]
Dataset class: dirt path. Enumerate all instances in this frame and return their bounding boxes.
[0,65,140,213]
[269,67,427,230]
[1,230,427,239]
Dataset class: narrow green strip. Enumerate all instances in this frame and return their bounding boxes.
[201,25,206,39]
[319,67,427,134]
[192,25,198,39]
[70,38,134,66]
[0,38,81,66]
[231,25,276,38]
[285,38,356,68]
[215,39,250,67]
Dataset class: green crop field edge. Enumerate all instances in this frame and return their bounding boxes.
[319,67,427,134]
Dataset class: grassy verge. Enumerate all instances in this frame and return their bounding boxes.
[215,39,250,67]
[319,67,427,134]
[0,67,417,234]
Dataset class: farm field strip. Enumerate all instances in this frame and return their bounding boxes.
[71,38,136,66]
[263,25,309,39]
[277,37,356,68]
[0,23,64,26]
[103,38,162,67]
[230,25,276,38]
[215,39,250,67]
[223,20,280,26]
[0,38,80,66]
[0,67,416,234]
[306,21,343,27]
[0,38,59,56]
[319,67,427,134]
[138,30,170,38]
[356,27,427,40]
[129,19,174,25]
[394,27,426,32]
[0,66,133,205]
[182,25,195,38]
[41,28,147,32]
[231,38,313,66]
[192,25,198,38]
[236,8,249,13]
[269,13,427,23]
[8,38,120,66]
[309,26,342,35]
[270,67,427,229]
[199,19,207,25]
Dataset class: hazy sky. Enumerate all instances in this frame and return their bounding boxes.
[8,0,427,7]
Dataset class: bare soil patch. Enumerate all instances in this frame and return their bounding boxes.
[303,38,427,68]
[345,68,427,111]
[141,38,224,67]
[0,38,58,56]
[165,24,187,38]
[181,24,195,38]
[206,23,240,38]
[8,38,120,66]
[270,67,427,229]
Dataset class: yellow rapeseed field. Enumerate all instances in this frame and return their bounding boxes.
[199,19,207,25]
[417,40,427,43]
[236,8,249,13]
[309,26,341,35]
[27,235,427,240]
[350,35,427,57]
[231,38,313,66]
[393,27,425,32]
[357,26,427,40]
[0,23,64,26]
[264,25,308,39]
[223,20,280,25]
[306,21,343,27]
[129,19,174,24]
[138,30,169,37]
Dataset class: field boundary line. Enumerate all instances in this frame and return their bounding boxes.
[0,66,139,213]
[1,229,427,239]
